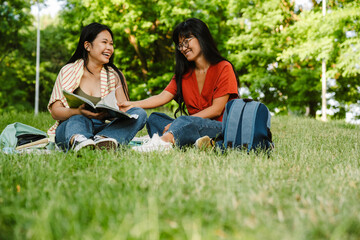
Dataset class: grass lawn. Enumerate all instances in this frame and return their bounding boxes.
[1,111,360,239]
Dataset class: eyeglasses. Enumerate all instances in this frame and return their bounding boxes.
[177,37,194,51]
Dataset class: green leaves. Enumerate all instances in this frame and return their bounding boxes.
[1,0,359,118]
[226,0,360,117]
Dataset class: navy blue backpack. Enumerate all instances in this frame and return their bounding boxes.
[219,99,274,152]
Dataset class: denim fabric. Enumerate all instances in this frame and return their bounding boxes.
[55,107,147,150]
[146,112,222,147]
[146,112,174,137]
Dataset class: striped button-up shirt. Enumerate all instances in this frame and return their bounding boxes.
[47,59,120,136]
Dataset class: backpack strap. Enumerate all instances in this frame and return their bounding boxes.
[241,101,260,151]
[224,99,246,148]
[267,111,271,129]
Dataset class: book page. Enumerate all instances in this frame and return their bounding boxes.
[63,90,96,109]
[97,90,118,110]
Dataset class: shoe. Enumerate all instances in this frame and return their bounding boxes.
[132,134,173,152]
[70,134,95,151]
[194,135,215,150]
[94,135,118,150]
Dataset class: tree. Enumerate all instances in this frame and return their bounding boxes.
[225,0,360,117]
[0,0,33,63]
[225,0,297,114]
[279,0,360,117]
[1,0,359,119]
[38,18,71,111]
[0,0,34,112]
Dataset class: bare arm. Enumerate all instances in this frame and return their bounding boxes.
[50,100,106,121]
[191,94,229,119]
[115,72,128,104]
[119,90,174,111]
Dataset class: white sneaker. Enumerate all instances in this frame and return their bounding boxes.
[132,134,173,152]
[71,134,95,151]
[94,135,118,150]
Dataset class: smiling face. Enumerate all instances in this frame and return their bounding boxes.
[179,35,203,62]
[85,30,114,65]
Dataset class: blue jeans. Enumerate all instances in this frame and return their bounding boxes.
[146,112,222,147]
[55,107,147,150]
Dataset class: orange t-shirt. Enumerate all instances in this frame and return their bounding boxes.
[165,60,238,121]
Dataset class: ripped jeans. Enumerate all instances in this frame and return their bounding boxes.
[55,107,147,151]
[146,112,222,147]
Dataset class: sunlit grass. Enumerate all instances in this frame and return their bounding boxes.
[1,112,360,239]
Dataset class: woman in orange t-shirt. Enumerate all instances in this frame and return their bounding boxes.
[120,18,239,151]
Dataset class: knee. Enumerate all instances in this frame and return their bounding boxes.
[130,107,147,124]
[148,112,168,123]
[174,115,191,125]
[147,112,157,124]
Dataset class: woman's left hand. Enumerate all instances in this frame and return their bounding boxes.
[118,101,134,112]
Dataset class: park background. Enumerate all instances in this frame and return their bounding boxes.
[1,1,360,239]
[1,0,359,122]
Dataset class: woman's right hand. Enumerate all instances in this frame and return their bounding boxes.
[50,101,106,121]
[78,104,107,120]
[118,91,175,111]
[118,101,134,112]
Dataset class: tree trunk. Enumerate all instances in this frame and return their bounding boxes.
[125,29,148,81]
[308,101,317,118]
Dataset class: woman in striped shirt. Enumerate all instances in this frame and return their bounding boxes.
[48,22,147,151]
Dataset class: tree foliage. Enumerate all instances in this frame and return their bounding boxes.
[0,0,34,112]
[1,0,359,119]
[279,1,360,117]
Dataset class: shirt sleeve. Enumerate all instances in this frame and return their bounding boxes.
[47,68,68,113]
[47,69,67,136]
[213,62,238,100]
[164,75,177,95]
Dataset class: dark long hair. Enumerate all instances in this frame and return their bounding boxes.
[172,18,239,117]
[68,22,129,100]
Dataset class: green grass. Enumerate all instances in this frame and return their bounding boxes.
[1,111,360,239]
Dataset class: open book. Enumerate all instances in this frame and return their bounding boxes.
[15,138,49,150]
[63,89,137,120]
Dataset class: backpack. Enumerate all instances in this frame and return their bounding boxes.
[0,122,49,154]
[219,99,274,153]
